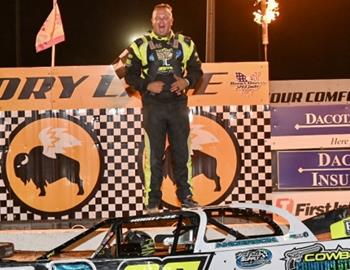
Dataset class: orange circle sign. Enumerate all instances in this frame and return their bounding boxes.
[2,115,103,215]
[137,112,241,208]
[162,114,240,207]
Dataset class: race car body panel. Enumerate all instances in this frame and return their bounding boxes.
[1,202,350,270]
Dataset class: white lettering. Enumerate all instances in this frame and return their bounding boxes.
[311,172,350,187]
[318,153,330,166]
[318,153,350,167]
[305,113,316,124]
[305,113,350,125]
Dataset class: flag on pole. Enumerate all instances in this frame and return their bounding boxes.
[35,2,65,53]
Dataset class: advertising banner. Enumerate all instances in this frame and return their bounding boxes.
[272,191,350,220]
[270,79,350,106]
[277,150,350,190]
[271,104,350,150]
[271,81,350,196]
[0,62,269,111]
[0,64,271,222]
[271,105,350,136]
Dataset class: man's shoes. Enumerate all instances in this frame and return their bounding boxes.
[181,197,199,209]
[145,203,160,214]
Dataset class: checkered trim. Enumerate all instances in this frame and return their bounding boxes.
[0,105,271,222]
[195,105,272,205]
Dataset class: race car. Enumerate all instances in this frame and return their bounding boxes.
[1,202,350,270]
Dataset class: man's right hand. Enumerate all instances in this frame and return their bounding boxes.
[147,81,164,94]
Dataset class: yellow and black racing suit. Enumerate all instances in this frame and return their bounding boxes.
[125,30,203,207]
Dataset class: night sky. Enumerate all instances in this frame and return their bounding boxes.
[1,0,350,80]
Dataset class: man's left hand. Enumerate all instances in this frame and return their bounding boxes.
[170,75,189,95]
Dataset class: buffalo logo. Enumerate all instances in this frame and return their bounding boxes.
[2,114,103,215]
[138,111,240,208]
[14,127,84,196]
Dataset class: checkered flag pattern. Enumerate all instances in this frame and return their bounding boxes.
[0,105,271,223]
[191,105,272,205]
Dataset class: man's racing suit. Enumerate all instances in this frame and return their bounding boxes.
[125,30,203,207]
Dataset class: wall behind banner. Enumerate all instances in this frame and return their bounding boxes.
[0,63,270,225]
[270,79,350,220]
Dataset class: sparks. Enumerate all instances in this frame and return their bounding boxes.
[253,0,280,24]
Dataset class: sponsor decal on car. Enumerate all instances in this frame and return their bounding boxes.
[118,254,212,270]
[130,214,177,223]
[236,248,272,269]
[48,259,96,270]
[216,237,278,248]
[288,232,309,239]
[283,243,350,270]
[345,220,350,235]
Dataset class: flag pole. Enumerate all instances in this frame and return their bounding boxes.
[51,0,57,67]
[261,0,268,61]
[205,0,215,62]
[253,0,279,62]
[51,43,56,67]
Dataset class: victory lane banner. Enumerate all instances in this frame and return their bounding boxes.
[0,62,269,111]
[0,64,271,222]
[0,105,271,221]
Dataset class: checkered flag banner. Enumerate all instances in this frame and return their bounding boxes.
[0,105,271,223]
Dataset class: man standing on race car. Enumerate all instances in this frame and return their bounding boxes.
[125,3,203,213]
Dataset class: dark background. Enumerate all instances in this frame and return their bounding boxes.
[1,0,350,80]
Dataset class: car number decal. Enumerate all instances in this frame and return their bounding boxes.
[117,254,212,270]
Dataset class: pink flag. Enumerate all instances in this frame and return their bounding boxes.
[35,2,65,53]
